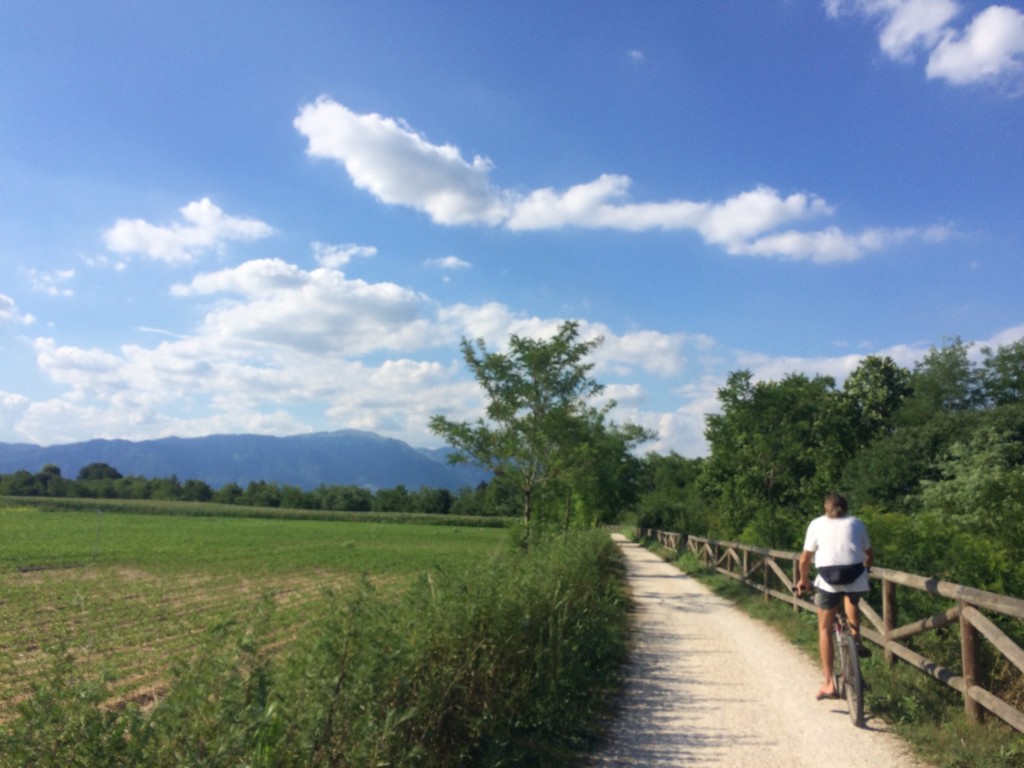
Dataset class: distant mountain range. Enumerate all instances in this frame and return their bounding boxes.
[0,431,489,492]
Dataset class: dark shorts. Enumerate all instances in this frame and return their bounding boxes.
[816,590,866,611]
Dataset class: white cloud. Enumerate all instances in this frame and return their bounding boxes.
[734,225,938,262]
[15,255,727,451]
[313,241,377,268]
[27,268,75,297]
[296,98,934,263]
[294,98,510,226]
[0,391,30,437]
[927,5,1024,85]
[984,323,1024,347]
[172,259,440,356]
[826,0,1024,89]
[104,198,275,263]
[592,327,709,377]
[426,255,471,270]
[0,294,35,325]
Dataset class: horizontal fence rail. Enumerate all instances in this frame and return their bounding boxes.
[637,528,1024,733]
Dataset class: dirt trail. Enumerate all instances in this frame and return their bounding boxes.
[586,535,930,768]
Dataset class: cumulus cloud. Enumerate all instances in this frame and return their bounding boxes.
[171,259,438,356]
[294,98,510,226]
[296,98,935,263]
[826,0,1024,89]
[0,294,35,325]
[17,253,720,450]
[104,198,275,263]
[928,5,1024,84]
[593,327,712,377]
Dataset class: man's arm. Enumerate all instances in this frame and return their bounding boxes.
[797,550,814,593]
[864,547,873,570]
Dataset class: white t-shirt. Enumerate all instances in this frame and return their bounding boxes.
[802,515,871,593]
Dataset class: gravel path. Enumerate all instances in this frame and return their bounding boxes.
[586,535,930,768]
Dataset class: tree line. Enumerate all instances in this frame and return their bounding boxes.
[635,336,1024,597]
[0,461,515,517]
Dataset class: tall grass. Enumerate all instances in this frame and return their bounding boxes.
[0,530,630,768]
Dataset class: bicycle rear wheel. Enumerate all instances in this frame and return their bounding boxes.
[832,627,845,699]
[839,633,865,726]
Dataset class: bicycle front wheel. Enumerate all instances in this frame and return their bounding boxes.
[839,633,865,727]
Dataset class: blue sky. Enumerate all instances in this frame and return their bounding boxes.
[1,0,1023,456]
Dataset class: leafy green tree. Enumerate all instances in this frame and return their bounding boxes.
[636,452,707,534]
[1,470,40,496]
[242,480,281,508]
[918,404,1024,593]
[702,371,851,547]
[900,337,982,425]
[278,484,309,510]
[181,478,213,502]
[980,338,1024,406]
[430,321,649,535]
[374,484,411,512]
[841,413,967,513]
[843,339,988,513]
[76,463,123,481]
[557,418,651,531]
[35,464,69,496]
[843,355,912,447]
[213,482,243,504]
[149,475,182,501]
[412,486,454,515]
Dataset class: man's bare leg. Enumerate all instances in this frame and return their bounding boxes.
[817,605,839,697]
[844,595,859,639]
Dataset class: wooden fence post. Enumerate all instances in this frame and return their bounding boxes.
[792,561,799,612]
[883,578,897,666]
[763,555,769,602]
[960,600,982,723]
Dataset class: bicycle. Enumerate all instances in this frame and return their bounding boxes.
[796,585,866,727]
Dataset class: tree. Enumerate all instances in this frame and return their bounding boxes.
[181,479,214,502]
[900,338,982,425]
[213,482,243,504]
[36,464,68,496]
[374,485,410,512]
[701,371,851,547]
[980,339,1024,406]
[430,321,650,535]
[77,463,123,481]
[636,452,707,534]
[843,355,912,447]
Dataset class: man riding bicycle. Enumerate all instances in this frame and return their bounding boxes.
[796,493,873,700]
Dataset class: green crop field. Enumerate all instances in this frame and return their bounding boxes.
[0,500,507,718]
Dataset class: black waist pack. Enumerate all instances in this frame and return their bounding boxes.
[818,563,866,586]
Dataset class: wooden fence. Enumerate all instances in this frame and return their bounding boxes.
[637,528,1024,734]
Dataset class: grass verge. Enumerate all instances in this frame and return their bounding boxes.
[640,538,1024,768]
[0,530,630,768]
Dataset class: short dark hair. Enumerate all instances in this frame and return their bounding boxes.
[824,493,848,518]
